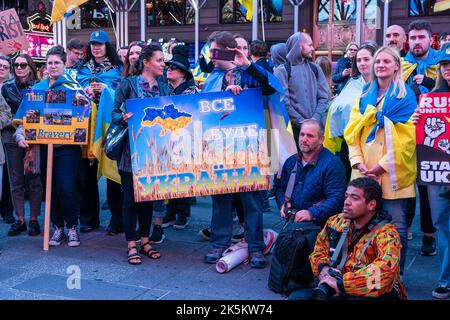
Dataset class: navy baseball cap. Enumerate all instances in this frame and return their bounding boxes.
[89,30,110,44]
[437,43,450,64]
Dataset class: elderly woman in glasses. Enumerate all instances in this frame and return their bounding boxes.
[0,54,42,237]
[332,42,360,95]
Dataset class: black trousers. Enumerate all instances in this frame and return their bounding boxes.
[107,178,123,230]
[79,159,100,227]
[167,198,191,218]
[338,140,352,184]
[406,184,436,234]
[120,171,152,242]
[0,162,14,217]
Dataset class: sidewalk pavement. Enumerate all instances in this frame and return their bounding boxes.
[0,178,444,300]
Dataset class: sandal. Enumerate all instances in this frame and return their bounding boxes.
[140,241,161,259]
[127,246,142,265]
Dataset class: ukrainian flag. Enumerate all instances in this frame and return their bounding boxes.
[50,0,88,23]
[193,42,211,85]
[238,0,254,20]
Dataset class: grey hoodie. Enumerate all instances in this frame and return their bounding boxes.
[270,43,287,68]
[274,32,329,126]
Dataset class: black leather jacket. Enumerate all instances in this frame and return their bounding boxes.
[1,78,35,131]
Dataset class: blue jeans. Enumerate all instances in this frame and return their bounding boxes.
[211,191,264,253]
[383,199,408,274]
[428,185,450,287]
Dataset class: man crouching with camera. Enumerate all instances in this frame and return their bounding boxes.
[290,177,407,300]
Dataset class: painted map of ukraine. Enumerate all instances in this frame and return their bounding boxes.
[141,103,192,135]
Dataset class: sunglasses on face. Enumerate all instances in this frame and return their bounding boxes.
[14,62,28,69]
[168,65,179,71]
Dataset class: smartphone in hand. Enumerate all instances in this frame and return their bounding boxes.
[210,48,236,61]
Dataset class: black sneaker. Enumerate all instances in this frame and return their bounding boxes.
[199,228,211,241]
[432,286,450,299]
[8,220,27,236]
[106,226,124,235]
[150,225,165,244]
[421,235,437,256]
[250,251,267,268]
[161,214,176,228]
[173,216,188,230]
[49,228,67,246]
[28,220,41,236]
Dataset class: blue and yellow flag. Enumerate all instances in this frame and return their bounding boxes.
[92,88,120,184]
[50,0,88,24]
[434,0,450,12]
[193,42,211,85]
[238,0,254,20]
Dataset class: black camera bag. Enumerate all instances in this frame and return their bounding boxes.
[268,221,320,295]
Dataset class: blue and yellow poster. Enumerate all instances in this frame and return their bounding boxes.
[18,89,91,145]
[126,88,271,202]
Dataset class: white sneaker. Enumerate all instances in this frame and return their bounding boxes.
[49,228,66,246]
[68,227,81,247]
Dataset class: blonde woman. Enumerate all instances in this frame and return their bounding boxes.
[344,47,417,275]
[332,42,359,94]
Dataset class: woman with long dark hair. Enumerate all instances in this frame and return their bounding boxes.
[1,53,42,237]
[112,44,172,265]
[122,41,146,78]
[77,30,123,235]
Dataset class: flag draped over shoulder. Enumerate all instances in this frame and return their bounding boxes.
[434,0,450,12]
[92,88,120,184]
[50,0,88,24]
[344,82,417,191]
[402,49,439,94]
[193,42,211,85]
[77,66,123,90]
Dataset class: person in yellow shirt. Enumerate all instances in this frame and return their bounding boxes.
[344,47,417,275]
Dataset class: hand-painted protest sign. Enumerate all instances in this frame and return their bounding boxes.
[19,90,91,145]
[416,92,450,185]
[0,9,29,55]
[126,88,270,201]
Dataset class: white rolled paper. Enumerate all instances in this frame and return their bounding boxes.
[216,247,249,273]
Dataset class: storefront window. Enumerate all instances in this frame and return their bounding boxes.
[409,0,450,16]
[79,2,113,28]
[333,0,356,21]
[318,0,330,22]
[318,0,378,23]
[146,0,195,26]
[220,0,283,24]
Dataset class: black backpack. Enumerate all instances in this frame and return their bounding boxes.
[268,221,321,295]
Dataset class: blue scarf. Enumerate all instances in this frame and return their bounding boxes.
[404,48,438,93]
[77,65,123,89]
[32,73,83,91]
[359,81,417,143]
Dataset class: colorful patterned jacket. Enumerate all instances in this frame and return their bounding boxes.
[310,213,407,299]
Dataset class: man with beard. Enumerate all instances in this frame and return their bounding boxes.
[402,19,438,258]
[385,25,407,57]
[275,119,346,227]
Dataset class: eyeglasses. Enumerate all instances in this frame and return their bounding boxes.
[14,62,28,69]
[0,64,10,70]
[167,65,179,71]
[348,48,358,52]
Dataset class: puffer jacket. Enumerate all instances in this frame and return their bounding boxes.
[275,147,346,227]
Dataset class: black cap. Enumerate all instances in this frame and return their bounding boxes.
[165,45,192,78]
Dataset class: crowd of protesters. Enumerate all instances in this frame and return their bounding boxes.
[0,19,449,300]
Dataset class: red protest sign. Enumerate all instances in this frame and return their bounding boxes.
[416,92,450,185]
[0,9,28,55]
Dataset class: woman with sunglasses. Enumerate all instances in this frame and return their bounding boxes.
[332,42,360,95]
[112,44,172,265]
[77,30,123,235]
[13,46,86,247]
[1,54,42,237]
[0,55,12,223]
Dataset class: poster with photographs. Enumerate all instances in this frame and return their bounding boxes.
[416,92,450,185]
[20,90,91,145]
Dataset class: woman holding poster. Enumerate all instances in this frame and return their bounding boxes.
[1,54,42,238]
[412,43,450,299]
[14,46,86,248]
[344,47,418,276]
[112,44,172,265]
